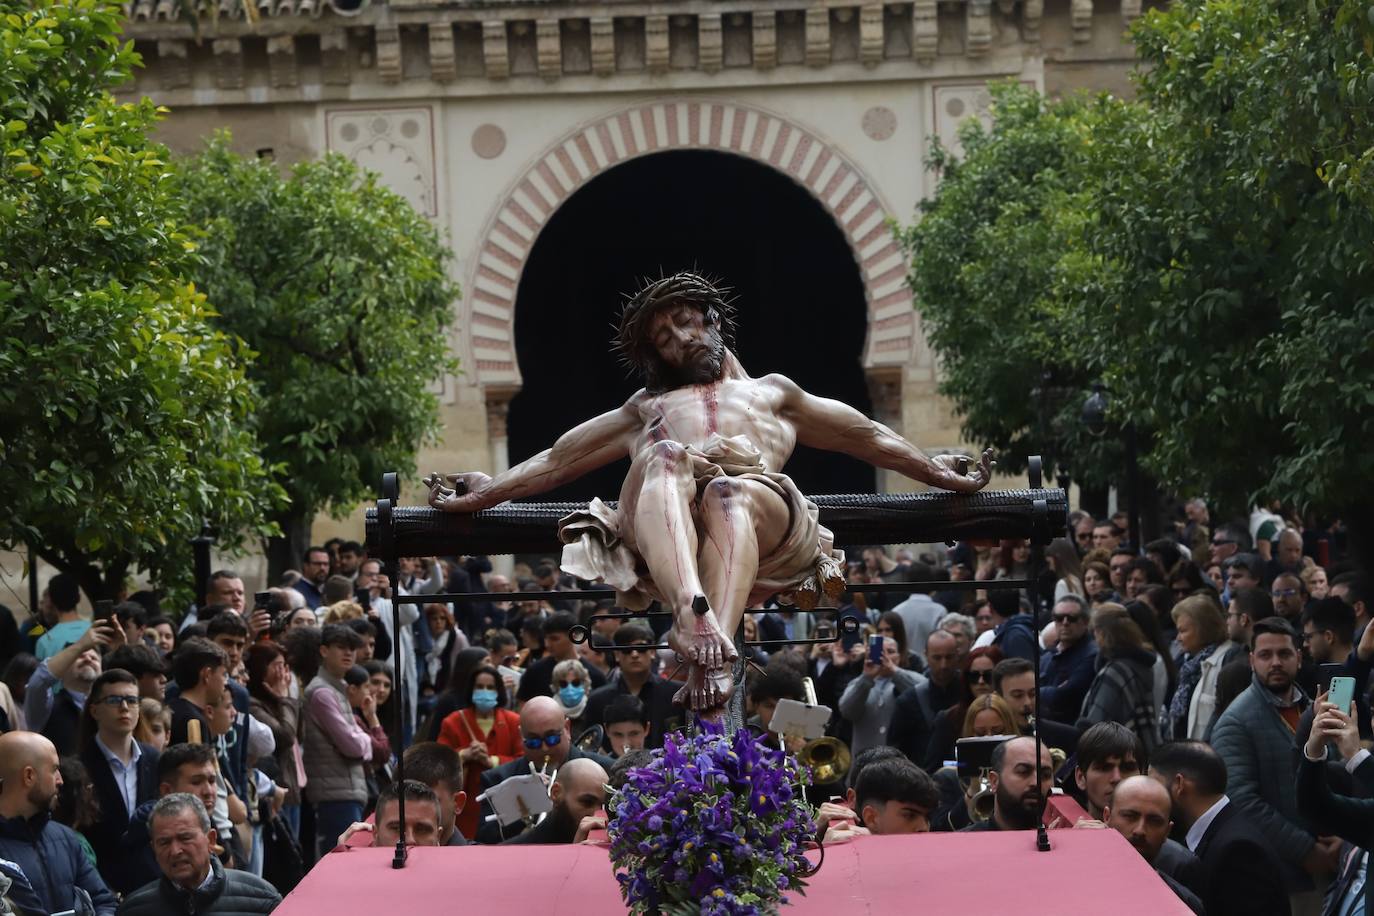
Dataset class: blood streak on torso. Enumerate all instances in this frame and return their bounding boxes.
[700,383,719,435]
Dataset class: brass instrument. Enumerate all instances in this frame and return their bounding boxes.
[968,770,995,822]
[574,724,605,754]
[798,678,852,785]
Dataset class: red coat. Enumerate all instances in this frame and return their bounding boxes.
[437,706,523,840]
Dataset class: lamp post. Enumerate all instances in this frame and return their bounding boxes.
[1082,384,1141,554]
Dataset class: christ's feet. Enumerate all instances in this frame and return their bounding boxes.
[671,597,738,670]
[672,663,737,713]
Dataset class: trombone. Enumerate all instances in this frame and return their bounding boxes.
[798,678,851,785]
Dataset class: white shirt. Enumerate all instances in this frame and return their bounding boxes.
[95,734,142,819]
[972,628,996,650]
[1185,795,1230,852]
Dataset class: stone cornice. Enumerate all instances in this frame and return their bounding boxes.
[119,0,1142,98]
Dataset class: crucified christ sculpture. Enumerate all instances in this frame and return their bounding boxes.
[425,273,994,717]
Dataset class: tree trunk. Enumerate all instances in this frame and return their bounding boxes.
[1342,499,1374,578]
[265,506,313,585]
[36,547,127,605]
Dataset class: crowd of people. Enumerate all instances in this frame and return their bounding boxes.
[0,503,1366,916]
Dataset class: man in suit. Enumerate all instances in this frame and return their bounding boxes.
[79,669,160,896]
[1297,696,1374,916]
[1149,740,1292,916]
[1212,617,1338,913]
[888,630,964,766]
[476,696,612,843]
[1102,775,1206,915]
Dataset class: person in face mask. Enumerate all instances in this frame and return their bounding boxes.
[435,666,524,841]
[552,660,591,736]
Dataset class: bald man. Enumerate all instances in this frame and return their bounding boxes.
[502,757,610,846]
[476,697,613,843]
[0,732,116,915]
[1103,776,1206,915]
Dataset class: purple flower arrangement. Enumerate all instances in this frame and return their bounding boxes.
[607,721,816,915]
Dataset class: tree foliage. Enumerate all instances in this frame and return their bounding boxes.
[174,136,458,575]
[897,85,1127,489]
[903,0,1374,538]
[1084,0,1374,519]
[0,0,281,601]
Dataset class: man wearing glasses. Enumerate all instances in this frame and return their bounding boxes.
[584,624,683,748]
[476,696,612,843]
[1209,523,1250,569]
[81,669,161,895]
[1039,596,1099,724]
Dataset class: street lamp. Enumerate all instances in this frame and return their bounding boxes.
[1081,384,1141,554]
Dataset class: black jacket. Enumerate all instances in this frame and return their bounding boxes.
[117,857,280,916]
[887,678,963,767]
[0,811,116,916]
[1295,753,1374,916]
[583,675,685,749]
[1191,800,1292,916]
[40,690,82,756]
[80,740,161,895]
[475,747,614,844]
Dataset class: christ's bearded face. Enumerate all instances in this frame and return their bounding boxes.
[642,302,726,391]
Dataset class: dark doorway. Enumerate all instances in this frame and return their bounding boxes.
[507,149,876,502]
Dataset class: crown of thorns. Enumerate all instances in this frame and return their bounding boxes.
[612,272,738,373]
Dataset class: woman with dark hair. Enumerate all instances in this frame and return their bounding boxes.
[921,646,1004,772]
[281,625,322,701]
[55,756,101,867]
[1045,538,1086,601]
[1125,599,1178,717]
[876,611,921,671]
[423,646,495,741]
[246,642,304,840]
[436,665,523,840]
[420,603,469,721]
[1077,604,1160,753]
[1082,561,1119,606]
[344,664,392,814]
[1167,561,1214,602]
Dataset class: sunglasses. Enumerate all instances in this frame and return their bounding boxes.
[1211,538,1236,547]
[99,695,140,708]
[523,733,562,750]
[556,681,584,689]
[1052,614,1083,625]
[622,645,652,655]
[966,669,994,684]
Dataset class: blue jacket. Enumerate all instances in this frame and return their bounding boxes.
[991,613,1038,664]
[0,812,117,916]
[1039,636,1098,724]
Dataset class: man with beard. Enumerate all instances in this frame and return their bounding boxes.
[500,757,608,845]
[1101,776,1206,915]
[0,731,117,915]
[425,273,994,717]
[1212,618,1336,914]
[959,736,1054,833]
[24,618,116,755]
[1150,740,1291,916]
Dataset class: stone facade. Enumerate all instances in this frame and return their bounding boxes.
[117,0,1145,547]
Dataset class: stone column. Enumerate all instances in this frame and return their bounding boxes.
[485,389,515,578]
[866,367,903,494]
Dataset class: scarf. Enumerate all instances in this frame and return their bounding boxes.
[1168,642,1218,738]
